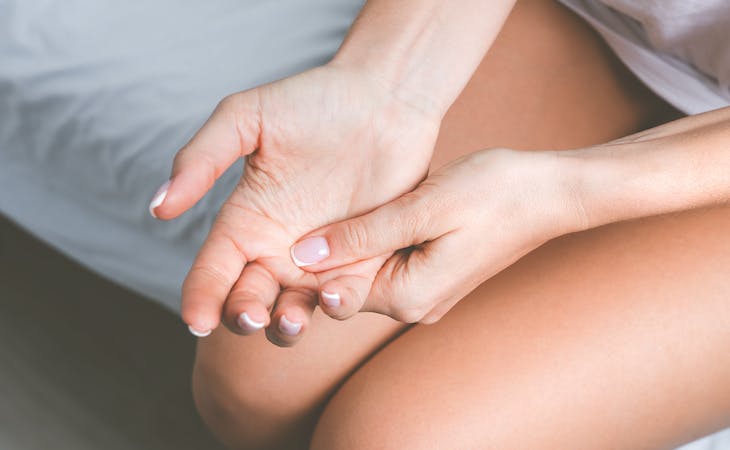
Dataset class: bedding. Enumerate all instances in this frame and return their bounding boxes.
[0,0,364,311]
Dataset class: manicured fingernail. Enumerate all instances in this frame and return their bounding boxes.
[290,237,330,267]
[278,315,302,336]
[321,290,341,308]
[188,325,212,337]
[149,180,171,218]
[237,312,265,331]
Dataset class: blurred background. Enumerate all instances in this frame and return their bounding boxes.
[0,216,224,450]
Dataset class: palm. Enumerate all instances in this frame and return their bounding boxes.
[168,66,440,337]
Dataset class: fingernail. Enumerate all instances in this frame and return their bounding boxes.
[237,312,265,331]
[321,290,341,308]
[149,180,171,218]
[290,237,330,267]
[188,325,212,337]
[278,315,302,336]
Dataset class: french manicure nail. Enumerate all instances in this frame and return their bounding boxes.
[188,325,212,337]
[237,312,265,331]
[321,290,341,308]
[290,237,330,267]
[278,315,302,336]
[149,180,171,218]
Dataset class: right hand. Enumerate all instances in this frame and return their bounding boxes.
[291,148,579,324]
[149,64,442,345]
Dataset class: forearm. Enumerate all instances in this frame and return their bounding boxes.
[566,107,730,232]
[330,0,517,117]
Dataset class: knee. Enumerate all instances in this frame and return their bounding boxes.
[310,385,422,450]
[192,354,318,450]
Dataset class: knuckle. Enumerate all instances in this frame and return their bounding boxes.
[183,264,233,297]
[393,192,438,243]
[227,285,258,302]
[216,93,240,112]
[391,304,425,324]
[339,218,370,252]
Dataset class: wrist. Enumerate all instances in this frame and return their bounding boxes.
[328,0,516,120]
[326,54,451,120]
[555,143,668,234]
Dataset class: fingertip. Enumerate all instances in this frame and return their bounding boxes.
[182,309,220,338]
[320,290,341,309]
[317,283,346,320]
[318,277,367,321]
[266,290,316,347]
[278,313,304,337]
[148,179,171,219]
[181,291,224,338]
[290,236,331,269]
[187,325,213,338]
[225,300,270,335]
[237,311,267,331]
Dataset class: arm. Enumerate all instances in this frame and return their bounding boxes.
[567,107,730,232]
[293,108,730,323]
[152,0,518,343]
[331,0,517,116]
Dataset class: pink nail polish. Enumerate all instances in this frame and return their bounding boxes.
[149,180,171,218]
[278,315,302,336]
[321,290,341,308]
[290,237,330,267]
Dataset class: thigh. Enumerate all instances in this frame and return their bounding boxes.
[312,205,730,450]
[193,0,680,446]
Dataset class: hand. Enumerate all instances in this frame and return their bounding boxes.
[292,148,581,324]
[149,65,441,345]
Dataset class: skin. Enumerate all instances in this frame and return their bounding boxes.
[295,112,730,324]
[151,0,517,345]
[180,2,730,449]
[151,66,440,345]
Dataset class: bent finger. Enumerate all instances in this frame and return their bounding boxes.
[181,222,248,336]
[266,289,318,348]
[223,262,279,335]
[318,274,374,321]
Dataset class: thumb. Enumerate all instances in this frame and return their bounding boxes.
[149,91,261,220]
[290,192,437,272]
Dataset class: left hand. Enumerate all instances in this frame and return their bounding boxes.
[151,65,440,346]
[291,148,582,324]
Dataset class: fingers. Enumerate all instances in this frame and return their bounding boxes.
[318,274,374,320]
[290,191,437,272]
[150,92,262,220]
[181,221,248,335]
[365,233,478,324]
[222,262,280,335]
[266,289,318,347]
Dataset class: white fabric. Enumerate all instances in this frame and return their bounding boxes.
[559,0,730,114]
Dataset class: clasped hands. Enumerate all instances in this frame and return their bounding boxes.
[150,65,583,347]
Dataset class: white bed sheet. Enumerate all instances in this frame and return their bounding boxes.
[0,0,364,311]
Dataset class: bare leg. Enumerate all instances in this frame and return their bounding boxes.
[192,1,684,448]
[311,205,730,449]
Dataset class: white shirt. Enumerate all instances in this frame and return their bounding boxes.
[559,0,730,114]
